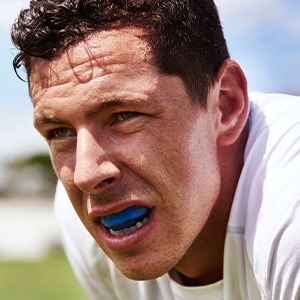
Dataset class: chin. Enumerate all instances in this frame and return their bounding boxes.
[120,268,167,281]
[115,258,172,281]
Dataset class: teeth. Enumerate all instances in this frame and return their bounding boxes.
[135,221,143,228]
[109,216,149,237]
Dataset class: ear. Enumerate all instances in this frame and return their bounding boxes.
[213,59,249,147]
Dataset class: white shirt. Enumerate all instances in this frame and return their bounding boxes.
[55,92,300,299]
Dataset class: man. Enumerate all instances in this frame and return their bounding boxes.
[11,0,300,299]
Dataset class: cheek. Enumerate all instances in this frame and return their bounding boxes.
[164,125,221,218]
[128,123,220,211]
[161,128,218,187]
[50,149,75,177]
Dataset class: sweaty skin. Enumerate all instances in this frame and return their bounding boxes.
[30,27,248,285]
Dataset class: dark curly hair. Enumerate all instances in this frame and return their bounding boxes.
[11,0,229,105]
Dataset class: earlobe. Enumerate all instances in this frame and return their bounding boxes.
[215,59,249,147]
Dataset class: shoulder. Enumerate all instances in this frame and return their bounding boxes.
[248,92,300,136]
[231,92,300,298]
[54,182,118,299]
[229,92,300,226]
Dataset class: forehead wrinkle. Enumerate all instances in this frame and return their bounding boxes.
[65,38,106,84]
[30,60,76,99]
[33,48,134,92]
[64,29,153,83]
[30,28,155,99]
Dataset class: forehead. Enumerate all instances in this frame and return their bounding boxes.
[29,27,153,99]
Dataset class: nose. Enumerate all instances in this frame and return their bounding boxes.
[73,128,121,193]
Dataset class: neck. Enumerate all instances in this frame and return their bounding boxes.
[170,195,229,286]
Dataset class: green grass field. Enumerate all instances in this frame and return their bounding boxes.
[0,249,90,300]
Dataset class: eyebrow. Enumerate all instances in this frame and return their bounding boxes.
[34,96,149,128]
[34,116,63,129]
[85,99,127,119]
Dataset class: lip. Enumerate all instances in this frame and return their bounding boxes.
[95,207,155,252]
[88,200,152,219]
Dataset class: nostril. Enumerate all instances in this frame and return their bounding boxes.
[94,177,115,190]
[105,177,114,184]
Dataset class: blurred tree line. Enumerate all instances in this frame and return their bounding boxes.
[1,152,57,198]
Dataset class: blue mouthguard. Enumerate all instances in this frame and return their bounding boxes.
[101,206,150,228]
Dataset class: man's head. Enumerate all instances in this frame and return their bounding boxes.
[12,0,248,283]
[12,0,229,105]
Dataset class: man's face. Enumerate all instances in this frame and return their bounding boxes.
[31,28,222,280]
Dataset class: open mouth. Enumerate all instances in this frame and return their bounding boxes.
[100,206,151,237]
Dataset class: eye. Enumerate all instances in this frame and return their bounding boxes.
[50,127,74,139]
[116,111,138,122]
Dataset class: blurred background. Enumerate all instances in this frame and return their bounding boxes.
[0,0,299,299]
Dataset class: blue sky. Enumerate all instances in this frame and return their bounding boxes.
[1,0,300,167]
